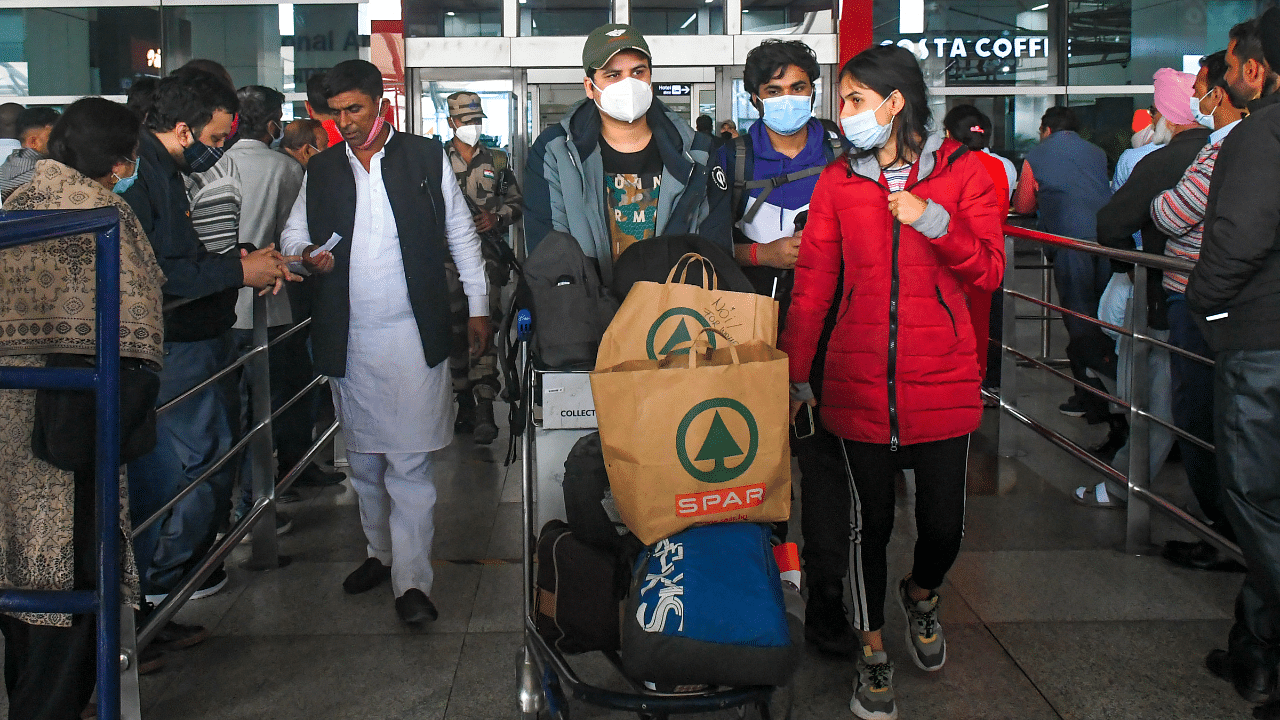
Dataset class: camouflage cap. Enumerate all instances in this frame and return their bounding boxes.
[446,91,486,123]
[582,24,651,75]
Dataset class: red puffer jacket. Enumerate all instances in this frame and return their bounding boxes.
[780,136,1006,447]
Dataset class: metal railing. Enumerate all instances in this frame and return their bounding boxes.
[994,225,1241,564]
[130,292,341,663]
[0,213,340,718]
[0,208,127,720]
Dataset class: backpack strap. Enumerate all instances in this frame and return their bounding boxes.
[730,133,752,221]
[740,165,826,223]
[818,119,845,163]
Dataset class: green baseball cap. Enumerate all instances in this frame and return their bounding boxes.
[582,24,651,75]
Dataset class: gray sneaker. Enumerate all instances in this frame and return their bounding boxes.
[850,646,897,720]
[899,575,946,671]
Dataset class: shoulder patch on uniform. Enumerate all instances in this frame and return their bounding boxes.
[711,165,728,191]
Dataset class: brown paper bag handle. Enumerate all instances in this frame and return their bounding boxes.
[658,327,740,369]
[665,253,719,291]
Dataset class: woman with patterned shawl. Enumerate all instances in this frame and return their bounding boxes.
[0,97,164,719]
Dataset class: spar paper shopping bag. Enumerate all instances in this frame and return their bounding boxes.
[590,331,791,545]
[595,253,778,370]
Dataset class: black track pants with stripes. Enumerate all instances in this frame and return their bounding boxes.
[841,435,969,633]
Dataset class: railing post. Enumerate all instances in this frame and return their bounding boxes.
[93,221,123,720]
[1040,246,1053,361]
[1125,269,1153,555]
[246,293,280,570]
[997,232,1020,492]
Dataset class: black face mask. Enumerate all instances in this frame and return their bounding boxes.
[182,137,223,174]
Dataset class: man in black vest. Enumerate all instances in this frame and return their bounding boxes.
[280,60,490,624]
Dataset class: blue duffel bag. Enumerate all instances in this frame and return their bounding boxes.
[620,523,802,688]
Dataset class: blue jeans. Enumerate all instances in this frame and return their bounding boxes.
[127,333,238,595]
[1168,296,1233,539]
[1053,248,1116,420]
[231,324,317,517]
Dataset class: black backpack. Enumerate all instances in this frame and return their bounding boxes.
[519,231,618,368]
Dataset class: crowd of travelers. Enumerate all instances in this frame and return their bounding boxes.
[1,7,1280,720]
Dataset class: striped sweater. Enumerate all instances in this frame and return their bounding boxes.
[1152,141,1220,293]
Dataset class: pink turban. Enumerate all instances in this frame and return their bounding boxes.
[1153,68,1196,126]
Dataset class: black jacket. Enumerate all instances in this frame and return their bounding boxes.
[304,131,451,378]
[1097,127,1210,329]
[123,132,242,342]
[1188,94,1280,351]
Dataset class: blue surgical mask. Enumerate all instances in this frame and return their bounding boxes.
[840,95,894,151]
[112,159,139,195]
[1191,93,1218,130]
[760,94,813,136]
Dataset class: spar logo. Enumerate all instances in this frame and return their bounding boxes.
[646,307,714,359]
[676,398,758,483]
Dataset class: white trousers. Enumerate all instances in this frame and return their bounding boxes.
[346,450,438,597]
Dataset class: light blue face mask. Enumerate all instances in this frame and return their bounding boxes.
[112,158,139,195]
[1191,92,1218,130]
[760,94,813,136]
[840,94,894,151]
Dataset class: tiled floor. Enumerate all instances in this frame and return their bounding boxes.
[114,393,1256,720]
[13,245,1260,719]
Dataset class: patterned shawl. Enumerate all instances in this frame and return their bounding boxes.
[1,159,165,365]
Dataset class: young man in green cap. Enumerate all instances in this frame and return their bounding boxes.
[443,91,521,444]
[523,23,732,282]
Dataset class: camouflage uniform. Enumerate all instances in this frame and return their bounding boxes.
[443,95,522,404]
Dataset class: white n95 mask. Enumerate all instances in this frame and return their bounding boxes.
[455,125,482,146]
[592,77,653,124]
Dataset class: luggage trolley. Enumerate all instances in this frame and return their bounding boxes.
[512,310,789,720]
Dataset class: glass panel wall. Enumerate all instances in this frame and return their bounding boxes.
[0,3,361,102]
[0,6,163,97]
[1067,0,1265,86]
[404,0,502,38]
[741,0,834,35]
[632,0,725,35]
[519,0,610,36]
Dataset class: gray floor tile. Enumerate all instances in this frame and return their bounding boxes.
[433,501,499,562]
[790,624,1060,720]
[991,619,1256,720]
[468,563,523,633]
[948,549,1237,623]
[144,634,464,719]
[214,560,481,636]
[486,502,524,560]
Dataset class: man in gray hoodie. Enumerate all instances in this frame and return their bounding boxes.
[523,24,732,283]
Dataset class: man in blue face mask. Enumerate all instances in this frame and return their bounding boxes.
[717,39,856,659]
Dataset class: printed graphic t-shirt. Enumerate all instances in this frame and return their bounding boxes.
[600,136,663,260]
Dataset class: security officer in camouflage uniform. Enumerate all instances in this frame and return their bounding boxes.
[444,91,521,445]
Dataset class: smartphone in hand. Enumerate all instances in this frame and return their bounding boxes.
[792,402,815,439]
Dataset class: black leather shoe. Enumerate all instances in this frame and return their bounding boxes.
[1163,540,1247,572]
[1088,418,1129,462]
[292,464,346,488]
[1256,699,1280,720]
[395,588,438,624]
[151,620,211,651]
[1207,648,1277,703]
[342,558,391,595]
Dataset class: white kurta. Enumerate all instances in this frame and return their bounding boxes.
[281,129,487,454]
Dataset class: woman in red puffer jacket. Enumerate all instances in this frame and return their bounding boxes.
[780,45,1004,720]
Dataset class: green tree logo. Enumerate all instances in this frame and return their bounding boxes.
[646,308,714,359]
[676,399,758,483]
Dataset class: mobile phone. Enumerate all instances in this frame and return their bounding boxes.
[792,403,815,439]
[793,210,809,234]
